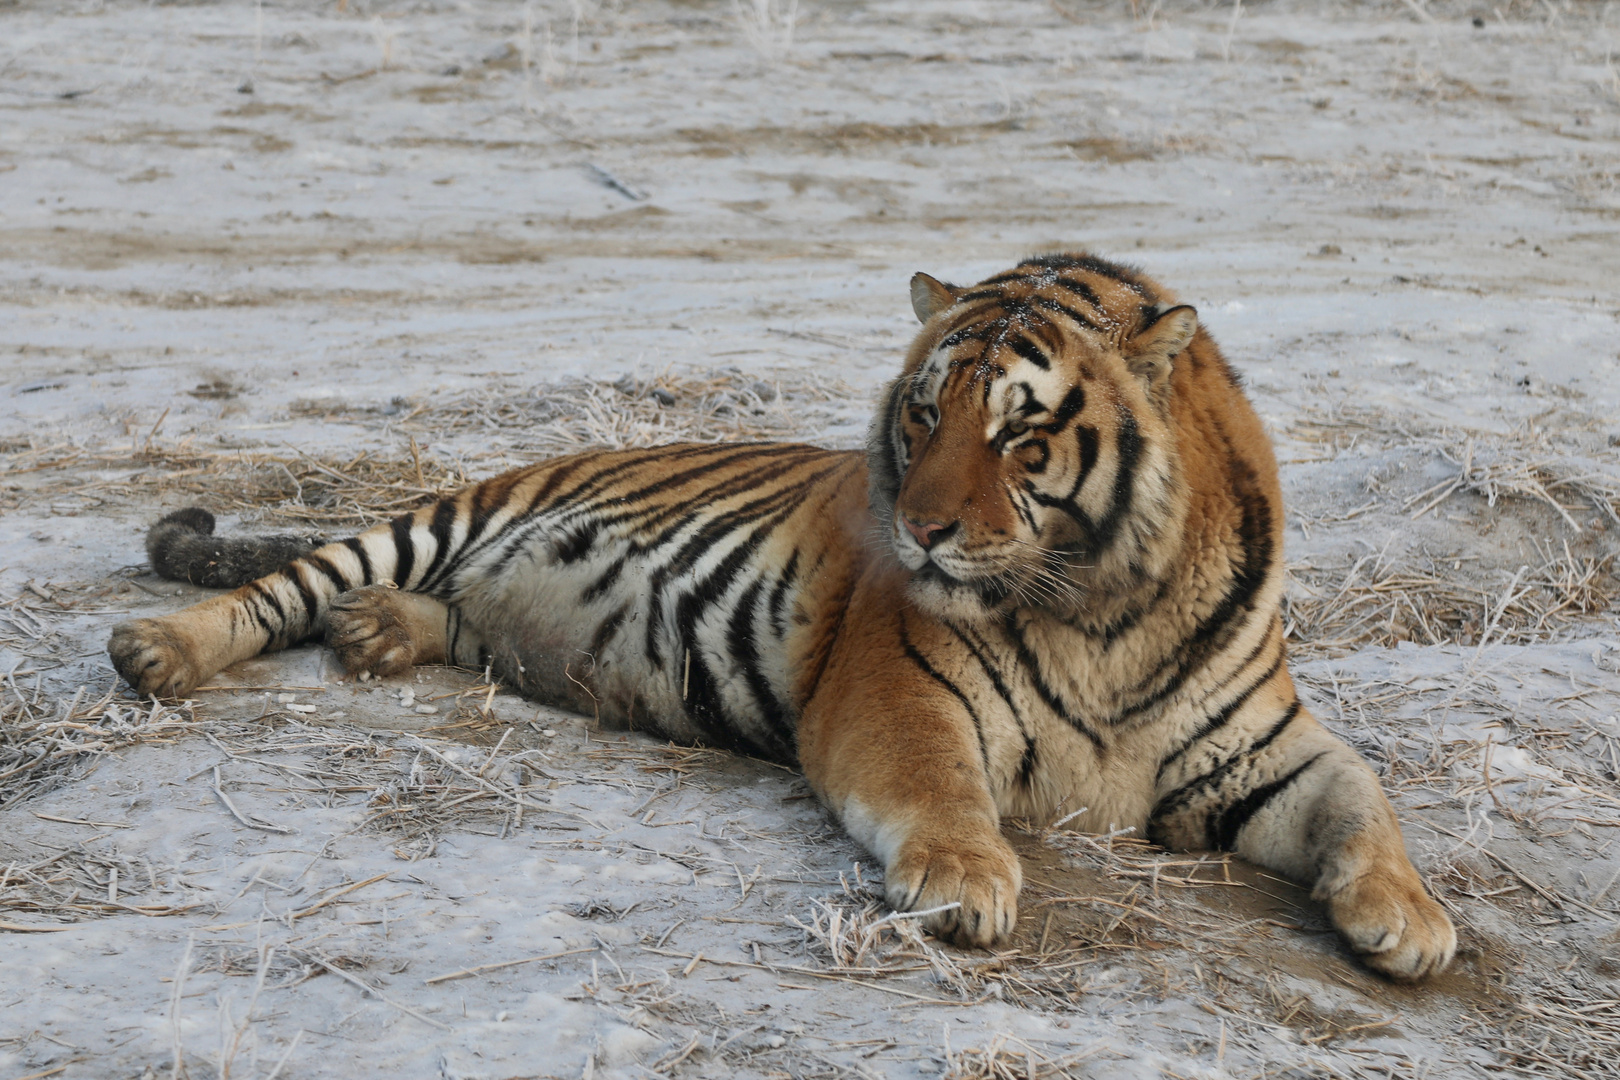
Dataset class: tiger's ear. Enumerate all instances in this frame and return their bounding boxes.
[1124,304,1198,391]
[909,272,959,323]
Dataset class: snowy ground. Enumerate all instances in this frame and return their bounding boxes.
[3,0,1620,1077]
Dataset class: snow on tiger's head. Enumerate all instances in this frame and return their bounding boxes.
[866,252,1203,622]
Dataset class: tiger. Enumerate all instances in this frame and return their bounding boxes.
[108,252,1456,980]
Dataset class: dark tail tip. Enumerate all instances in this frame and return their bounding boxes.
[145,507,321,589]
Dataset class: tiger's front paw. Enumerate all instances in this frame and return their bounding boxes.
[1320,869,1456,981]
[326,586,418,679]
[108,618,206,699]
[884,829,1022,948]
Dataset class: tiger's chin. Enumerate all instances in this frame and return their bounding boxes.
[905,563,1020,622]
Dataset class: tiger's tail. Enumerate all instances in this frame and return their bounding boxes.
[145,508,323,588]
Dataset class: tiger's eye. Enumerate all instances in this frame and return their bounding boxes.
[1005,420,1029,437]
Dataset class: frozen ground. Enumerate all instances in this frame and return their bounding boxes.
[2,0,1620,1077]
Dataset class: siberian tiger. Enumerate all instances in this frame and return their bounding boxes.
[108,253,1456,979]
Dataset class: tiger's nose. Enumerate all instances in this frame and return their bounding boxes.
[901,516,952,550]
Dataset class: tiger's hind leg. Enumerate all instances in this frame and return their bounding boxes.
[326,585,488,680]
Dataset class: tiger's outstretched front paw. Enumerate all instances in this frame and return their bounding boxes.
[1320,869,1456,981]
[108,618,206,699]
[884,829,1022,948]
[326,586,419,679]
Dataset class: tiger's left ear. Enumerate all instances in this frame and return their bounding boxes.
[1124,304,1198,392]
[910,273,959,323]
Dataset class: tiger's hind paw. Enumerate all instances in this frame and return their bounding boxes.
[884,829,1022,948]
[108,618,206,699]
[1322,869,1457,981]
[326,586,419,679]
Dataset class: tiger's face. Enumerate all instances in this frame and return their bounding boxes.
[867,254,1201,622]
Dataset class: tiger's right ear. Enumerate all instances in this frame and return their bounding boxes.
[909,273,959,323]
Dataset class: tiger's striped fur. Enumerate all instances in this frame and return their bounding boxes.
[108,253,1455,979]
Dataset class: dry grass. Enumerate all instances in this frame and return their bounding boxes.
[1,367,858,530]
[1,439,469,528]
[0,675,202,812]
[291,366,856,459]
[1289,405,1620,528]
[942,1034,1103,1080]
[1281,406,1620,657]
[1283,540,1616,657]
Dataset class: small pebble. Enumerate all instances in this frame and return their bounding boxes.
[542,729,558,738]
[285,703,317,715]
[414,703,438,715]
[276,693,297,704]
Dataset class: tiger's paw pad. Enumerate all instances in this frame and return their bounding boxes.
[884,832,1022,948]
[326,586,418,679]
[1323,870,1457,981]
[108,619,204,699]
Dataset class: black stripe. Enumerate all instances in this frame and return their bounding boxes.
[1089,576,1171,644]
[1052,276,1103,311]
[948,622,1023,725]
[485,446,778,579]
[1150,699,1303,825]
[390,514,416,588]
[248,579,285,623]
[1210,750,1325,851]
[244,581,281,636]
[587,604,628,667]
[472,446,787,589]
[1006,335,1049,370]
[1114,424,1274,719]
[285,563,321,623]
[554,524,597,564]
[1088,409,1142,554]
[956,289,1010,304]
[949,622,1039,788]
[1004,616,1105,750]
[767,548,800,639]
[725,578,796,758]
[342,536,373,584]
[415,497,465,592]
[1017,738,1038,789]
[1019,253,1149,295]
[1048,385,1087,429]
[900,616,990,775]
[667,486,824,758]
[1009,487,1039,530]
[581,553,629,603]
[1154,642,1284,783]
[548,446,827,575]
[939,327,985,350]
[644,461,843,668]
[305,553,350,594]
[981,269,1035,285]
[1031,295,1100,331]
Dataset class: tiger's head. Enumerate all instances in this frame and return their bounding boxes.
[868,253,1202,622]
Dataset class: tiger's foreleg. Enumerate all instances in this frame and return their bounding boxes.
[797,614,1022,948]
[1151,704,1456,980]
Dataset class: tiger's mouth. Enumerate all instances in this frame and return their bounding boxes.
[902,535,1091,618]
[909,555,1025,613]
